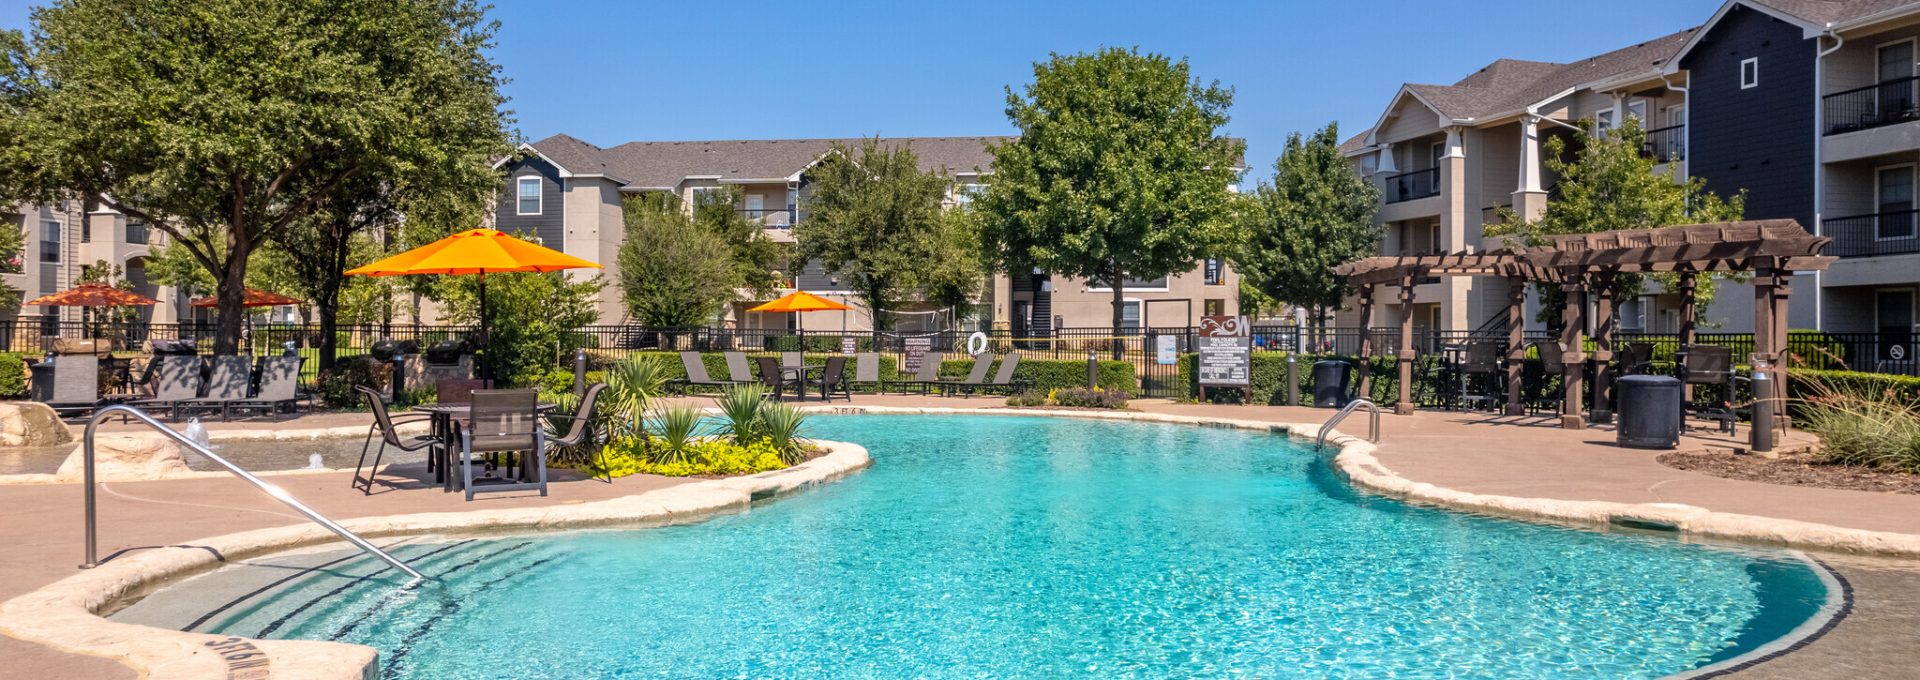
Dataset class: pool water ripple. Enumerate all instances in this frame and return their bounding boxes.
[122,415,1830,678]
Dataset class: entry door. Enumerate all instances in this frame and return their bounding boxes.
[1877,165,1915,239]
[1877,289,1915,363]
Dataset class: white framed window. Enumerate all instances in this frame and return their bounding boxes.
[1875,163,1916,240]
[743,194,765,217]
[1740,57,1760,90]
[688,186,728,206]
[953,183,986,207]
[516,177,541,215]
[40,219,59,263]
[1085,276,1169,293]
[1120,298,1143,331]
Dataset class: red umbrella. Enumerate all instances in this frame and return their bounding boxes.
[25,283,158,307]
[189,288,303,308]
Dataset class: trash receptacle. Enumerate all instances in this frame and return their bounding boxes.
[1617,374,1683,449]
[1312,360,1352,408]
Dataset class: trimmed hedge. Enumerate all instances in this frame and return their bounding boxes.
[609,351,1136,393]
[0,352,25,398]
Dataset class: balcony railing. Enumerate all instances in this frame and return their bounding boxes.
[1384,167,1440,203]
[1824,209,1920,257]
[126,221,150,245]
[740,208,796,229]
[1824,75,1920,135]
[1641,124,1685,163]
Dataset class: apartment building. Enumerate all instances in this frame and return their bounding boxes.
[2,200,183,340]
[492,134,1242,333]
[1339,0,1920,346]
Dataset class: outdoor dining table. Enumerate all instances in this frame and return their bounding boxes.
[778,364,824,401]
[410,402,557,492]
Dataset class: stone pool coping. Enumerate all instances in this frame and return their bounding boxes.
[3,406,1913,679]
[0,439,871,680]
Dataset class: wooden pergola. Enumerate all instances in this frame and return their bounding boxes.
[1332,220,1832,450]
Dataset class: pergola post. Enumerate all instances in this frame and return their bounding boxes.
[1396,273,1417,415]
[1504,275,1526,415]
[1560,275,1588,430]
[1589,273,1616,424]
[1772,272,1793,431]
[1355,284,1375,396]
[1752,264,1784,450]
[1678,270,1698,401]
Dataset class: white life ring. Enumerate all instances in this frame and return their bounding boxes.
[966,331,989,355]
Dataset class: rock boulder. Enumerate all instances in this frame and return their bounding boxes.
[55,433,191,482]
[0,402,75,447]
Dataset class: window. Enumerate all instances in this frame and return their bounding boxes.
[39,309,59,336]
[744,194,765,218]
[1876,164,1915,240]
[1120,299,1142,332]
[1203,298,1225,316]
[516,177,541,215]
[40,219,59,263]
[1429,141,1444,168]
[1879,41,1914,84]
[1740,57,1759,90]
[80,219,89,243]
[1203,258,1223,286]
[126,219,149,245]
[688,186,727,206]
[954,183,985,207]
[1877,41,1916,120]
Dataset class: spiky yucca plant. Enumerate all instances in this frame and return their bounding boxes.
[648,405,706,464]
[757,401,811,464]
[717,384,766,447]
[605,355,670,440]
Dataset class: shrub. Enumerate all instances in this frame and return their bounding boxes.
[606,351,1138,395]
[1048,386,1130,409]
[1795,371,1920,473]
[591,437,787,478]
[314,356,390,408]
[757,400,812,464]
[648,405,706,464]
[1005,390,1047,407]
[0,353,26,398]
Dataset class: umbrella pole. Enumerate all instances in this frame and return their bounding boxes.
[479,271,489,384]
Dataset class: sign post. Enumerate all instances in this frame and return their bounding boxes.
[1197,315,1252,403]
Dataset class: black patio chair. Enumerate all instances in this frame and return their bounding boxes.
[815,355,850,401]
[351,385,439,495]
[1679,345,1736,435]
[753,355,791,398]
[1618,342,1656,376]
[1458,342,1502,411]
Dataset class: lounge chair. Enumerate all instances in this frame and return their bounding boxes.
[223,356,302,420]
[351,385,440,495]
[985,353,1025,395]
[781,351,804,371]
[36,355,102,417]
[936,353,995,396]
[545,383,610,480]
[852,352,883,393]
[723,351,756,384]
[899,351,947,394]
[124,356,203,416]
[460,389,546,501]
[673,351,745,394]
[816,355,850,401]
[172,355,251,421]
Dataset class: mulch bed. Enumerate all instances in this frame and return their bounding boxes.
[1658,449,1920,495]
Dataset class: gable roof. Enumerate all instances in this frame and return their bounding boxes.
[1392,28,1696,125]
[523,135,1006,190]
[1746,0,1920,26]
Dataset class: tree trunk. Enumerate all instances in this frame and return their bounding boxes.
[1109,267,1125,361]
[211,234,253,356]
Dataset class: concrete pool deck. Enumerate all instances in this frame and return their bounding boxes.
[2,397,1918,677]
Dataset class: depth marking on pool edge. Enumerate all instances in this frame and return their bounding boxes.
[1676,556,1855,679]
[203,636,269,679]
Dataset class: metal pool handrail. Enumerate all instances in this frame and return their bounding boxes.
[79,404,424,581]
[1315,399,1381,451]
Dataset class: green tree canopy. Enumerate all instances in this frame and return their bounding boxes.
[1487,117,1745,326]
[795,138,956,330]
[978,47,1242,350]
[690,187,784,301]
[434,271,603,387]
[0,0,510,354]
[617,193,739,328]
[1235,123,1380,323]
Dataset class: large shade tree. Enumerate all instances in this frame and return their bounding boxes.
[0,0,510,354]
[794,139,954,331]
[617,192,739,328]
[978,47,1242,354]
[1235,123,1380,328]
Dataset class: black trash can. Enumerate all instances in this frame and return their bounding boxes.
[1312,360,1352,408]
[1617,374,1683,449]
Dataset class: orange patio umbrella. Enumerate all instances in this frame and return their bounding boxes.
[189,288,303,308]
[26,283,158,308]
[748,291,850,332]
[345,228,602,378]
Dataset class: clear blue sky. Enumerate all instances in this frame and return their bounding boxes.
[0,0,1721,181]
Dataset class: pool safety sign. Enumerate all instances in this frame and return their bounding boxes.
[1156,334,1179,365]
[1197,315,1251,387]
[903,336,932,373]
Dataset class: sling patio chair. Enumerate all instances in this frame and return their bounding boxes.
[124,355,204,418]
[459,388,546,501]
[672,351,746,394]
[898,352,948,395]
[36,355,102,417]
[351,385,440,495]
[723,351,757,384]
[436,378,491,405]
[781,351,804,370]
[852,352,884,393]
[545,382,610,480]
[223,356,303,420]
[172,355,251,421]
[1679,345,1737,435]
[984,352,1026,395]
[815,355,850,401]
[935,353,996,396]
[753,355,796,399]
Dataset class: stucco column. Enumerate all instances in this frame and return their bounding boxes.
[1355,285,1375,396]
[1504,275,1526,415]
[1438,126,1470,331]
[991,273,1013,333]
[1396,274,1417,415]
[1512,114,1549,221]
[1560,276,1588,430]
[1589,274,1616,424]
[1376,142,1397,175]
[1610,92,1628,131]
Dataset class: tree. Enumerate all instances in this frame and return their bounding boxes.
[1235,124,1379,329]
[0,221,24,313]
[795,139,955,331]
[978,47,1242,354]
[0,0,510,355]
[434,271,604,387]
[1486,117,1745,326]
[75,259,138,331]
[920,206,989,326]
[617,193,739,327]
[689,187,784,301]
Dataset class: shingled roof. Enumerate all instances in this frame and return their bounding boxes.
[526,135,1007,189]
[1746,0,1919,25]
[1401,28,1697,123]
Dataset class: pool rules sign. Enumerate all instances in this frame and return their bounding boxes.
[1197,315,1251,400]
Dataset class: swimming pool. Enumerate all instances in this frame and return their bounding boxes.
[114,414,1834,678]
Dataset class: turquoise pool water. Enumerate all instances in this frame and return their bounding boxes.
[136,415,1830,678]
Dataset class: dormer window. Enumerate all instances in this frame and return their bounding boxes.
[516,177,541,215]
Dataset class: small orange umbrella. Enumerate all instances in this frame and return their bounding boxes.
[346,228,602,379]
[26,283,158,308]
[749,291,850,332]
[189,288,303,308]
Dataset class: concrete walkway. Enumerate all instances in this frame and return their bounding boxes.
[4,396,1919,678]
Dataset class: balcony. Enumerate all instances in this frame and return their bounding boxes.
[126,220,150,244]
[1825,209,1920,257]
[1824,76,1920,135]
[740,208,796,229]
[1383,168,1439,203]
[1641,124,1685,163]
